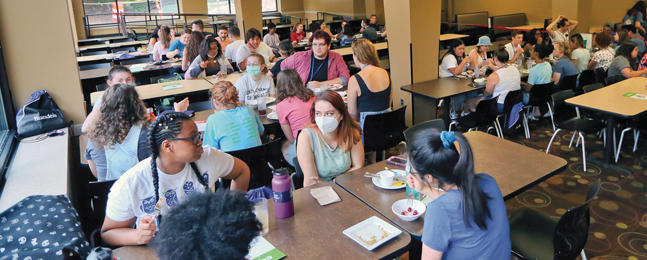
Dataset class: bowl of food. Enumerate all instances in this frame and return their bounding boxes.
[391,199,426,222]
[474,78,487,86]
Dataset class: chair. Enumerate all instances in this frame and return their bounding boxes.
[79,62,111,71]
[558,74,578,93]
[111,46,136,53]
[88,180,117,229]
[582,83,605,93]
[509,179,601,260]
[95,83,108,92]
[524,83,554,130]
[129,29,138,41]
[449,96,500,136]
[154,100,213,114]
[594,67,607,84]
[496,89,526,138]
[616,118,647,162]
[362,106,408,161]
[403,119,445,143]
[227,145,273,189]
[80,50,109,56]
[111,38,135,43]
[577,70,596,94]
[604,75,625,86]
[546,90,604,172]
[115,57,150,66]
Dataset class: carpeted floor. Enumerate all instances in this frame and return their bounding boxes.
[500,117,647,260]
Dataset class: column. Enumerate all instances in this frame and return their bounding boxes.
[234,0,263,34]
[179,0,208,14]
[552,0,591,34]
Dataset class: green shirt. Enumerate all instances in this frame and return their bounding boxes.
[304,128,351,181]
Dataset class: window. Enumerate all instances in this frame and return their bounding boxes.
[207,0,277,15]
[0,37,18,192]
[83,0,180,25]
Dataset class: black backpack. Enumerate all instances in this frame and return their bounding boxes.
[16,90,70,139]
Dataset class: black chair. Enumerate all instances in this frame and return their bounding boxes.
[577,70,596,94]
[403,119,445,143]
[362,106,408,161]
[79,63,111,71]
[582,83,605,93]
[115,57,150,66]
[594,67,607,84]
[129,29,138,41]
[111,46,136,53]
[449,96,500,136]
[88,180,117,229]
[604,75,625,86]
[80,50,109,56]
[546,90,604,172]
[154,100,213,114]
[227,145,273,189]
[524,83,554,130]
[558,74,578,93]
[509,179,601,260]
[95,83,108,92]
[496,89,525,138]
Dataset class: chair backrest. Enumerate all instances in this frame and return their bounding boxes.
[111,38,135,43]
[582,83,605,93]
[363,106,407,153]
[559,74,578,92]
[112,46,136,53]
[553,179,601,259]
[455,11,488,34]
[502,89,523,114]
[227,145,272,189]
[604,75,625,86]
[116,57,150,66]
[490,13,527,38]
[594,67,607,83]
[544,18,552,29]
[96,83,108,92]
[89,180,117,227]
[79,62,111,71]
[577,70,596,92]
[404,119,445,143]
[80,50,109,56]
[527,83,553,106]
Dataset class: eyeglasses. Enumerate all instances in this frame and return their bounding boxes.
[312,43,328,48]
[247,63,261,66]
[168,133,202,145]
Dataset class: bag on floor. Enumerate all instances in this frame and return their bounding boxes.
[16,90,70,139]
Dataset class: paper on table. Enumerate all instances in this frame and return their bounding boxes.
[267,105,277,110]
[247,236,286,260]
[624,92,647,100]
[310,186,341,206]
[162,83,183,91]
[195,120,206,132]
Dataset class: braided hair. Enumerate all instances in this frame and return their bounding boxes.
[147,112,209,209]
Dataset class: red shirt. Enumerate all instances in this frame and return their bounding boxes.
[291,31,306,42]
[277,96,315,138]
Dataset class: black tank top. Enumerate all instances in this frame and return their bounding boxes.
[355,73,391,113]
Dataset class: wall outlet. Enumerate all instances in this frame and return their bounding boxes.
[400,98,404,106]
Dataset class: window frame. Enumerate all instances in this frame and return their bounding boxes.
[0,37,19,193]
[206,0,278,15]
[82,0,182,26]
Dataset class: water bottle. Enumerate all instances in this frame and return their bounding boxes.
[272,167,294,219]
[526,59,534,70]
[405,159,421,201]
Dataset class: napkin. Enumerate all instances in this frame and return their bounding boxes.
[310,186,341,206]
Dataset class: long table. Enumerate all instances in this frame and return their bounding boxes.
[77,51,150,64]
[335,131,567,238]
[113,182,411,259]
[334,41,387,56]
[80,60,181,81]
[79,40,148,52]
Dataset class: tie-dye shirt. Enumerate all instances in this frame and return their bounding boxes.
[106,145,234,227]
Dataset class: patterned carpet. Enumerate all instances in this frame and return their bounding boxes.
[501,117,647,260]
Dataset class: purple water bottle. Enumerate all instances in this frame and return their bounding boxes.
[272,167,294,219]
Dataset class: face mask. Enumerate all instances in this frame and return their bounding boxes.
[247,66,261,77]
[315,115,340,134]
[361,24,365,29]
[207,53,216,59]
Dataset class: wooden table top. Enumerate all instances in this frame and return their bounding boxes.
[78,36,128,43]
[439,34,470,41]
[80,60,181,80]
[113,183,411,260]
[334,42,387,56]
[335,131,567,237]
[90,73,242,105]
[400,77,483,100]
[79,40,148,51]
[77,51,150,63]
[509,23,545,30]
[566,77,647,118]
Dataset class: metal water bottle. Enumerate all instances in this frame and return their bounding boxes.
[272,167,294,219]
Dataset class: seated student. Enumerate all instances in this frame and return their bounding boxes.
[297,90,364,187]
[156,191,261,260]
[152,25,172,62]
[336,21,348,37]
[623,1,647,36]
[185,37,233,80]
[101,112,250,247]
[588,32,616,70]
[281,30,351,87]
[622,24,646,58]
[602,21,619,46]
[215,25,231,51]
[467,48,520,114]
[291,23,306,44]
[347,39,391,127]
[234,53,276,104]
[439,39,477,119]
[203,81,264,152]
[339,24,355,46]
[547,15,579,43]
[148,26,161,50]
[616,29,631,49]
[569,34,591,73]
[521,44,553,109]
[236,28,277,71]
[319,21,334,38]
[263,23,281,49]
[360,19,378,42]
[268,40,295,78]
[608,41,647,78]
[552,42,579,86]
[225,26,244,65]
[468,36,495,71]
[276,69,315,166]
[307,22,319,39]
[182,31,205,71]
[368,14,380,31]
[523,29,543,59]
[191,19,213,37]
[505,31,525,63]
[167,29,190,59]
[406,130,510,259]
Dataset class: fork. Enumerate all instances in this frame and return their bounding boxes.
[385,167,406,182]
[153,197,164,217]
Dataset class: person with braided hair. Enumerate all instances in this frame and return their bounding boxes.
[101,112,250,246]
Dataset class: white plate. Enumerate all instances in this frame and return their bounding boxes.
[267,112,279,120]
[327,84,343,90]
[246,97,276,106]
[336,91,347,97]
[372,169,406,190]
[343,216,402,251]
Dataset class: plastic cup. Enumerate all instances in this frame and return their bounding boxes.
[257,96,267,116]
[380,171,395,187]
[253,198,269,236]
[220,64,228,77]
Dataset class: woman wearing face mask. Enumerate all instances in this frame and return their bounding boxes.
[407,130,510,259]
[233,53,276,104]
[297,90,365,187]
[268,40,295,78]
[185,36,233,80]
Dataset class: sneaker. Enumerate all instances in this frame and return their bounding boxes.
[527,114,539,121]
[542,111,552,118]
[460,111,471,117]
[438,100,444,107]
[450,112,458,120]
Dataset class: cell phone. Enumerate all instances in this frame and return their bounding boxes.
[386,156,407,168]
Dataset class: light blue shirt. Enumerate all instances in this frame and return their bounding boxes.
[527,61,552,85]
[168,39,186,58]
[203,106,264,152]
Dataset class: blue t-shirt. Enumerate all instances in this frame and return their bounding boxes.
[421,174,511,260]
[630,37,646,58]
[553,57,579,85]
[168,39,186,58]
[527,61,552,85]
[203,106,264,152]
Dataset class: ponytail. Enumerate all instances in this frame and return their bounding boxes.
[452,133,491,229]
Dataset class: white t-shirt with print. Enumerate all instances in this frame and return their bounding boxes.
[105,145,234,226]
[235,42,274,68]
[234,74,276,104]
[438,55,466,78]
[225,39,245,63]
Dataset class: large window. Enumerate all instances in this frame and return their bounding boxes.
[83,0,180,25]
[207,0,277,14]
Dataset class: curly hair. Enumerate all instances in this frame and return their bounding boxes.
[89,83,149,148]
[185,31,205,64]
[200,36,224,61]
[276,68,313,103]
[210,81,239,110]
[156,190,262,260]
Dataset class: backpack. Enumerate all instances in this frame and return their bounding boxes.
[16,90,70,139]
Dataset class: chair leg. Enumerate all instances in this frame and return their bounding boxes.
[613,127,617,156]
[448,121,458,131]
[580,249,587,260]
[494,118,503,138]
[546,129,562,153]
[616,128,631,163]
[522,113,530,139]
[580,132,587,172]
[634,130,640,152]
[547,101,555,131]
[569,131,578,148]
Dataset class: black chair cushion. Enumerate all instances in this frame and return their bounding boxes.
[509,207,557,260]
[555,118,604,134]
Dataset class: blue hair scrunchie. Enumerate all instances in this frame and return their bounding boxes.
[440,131,456,148]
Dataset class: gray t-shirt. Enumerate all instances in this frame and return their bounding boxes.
[607,56,631,78]
[553,57,579,84]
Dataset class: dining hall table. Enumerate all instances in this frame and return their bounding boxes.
[334,131,567,238]
[112,182,412,260]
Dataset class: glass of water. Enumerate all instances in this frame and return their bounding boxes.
[253,198,269,236]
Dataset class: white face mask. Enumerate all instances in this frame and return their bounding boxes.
[315,114,340,134]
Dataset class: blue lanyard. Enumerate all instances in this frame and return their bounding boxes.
[309,54,326,81]
[361,64,370,70]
